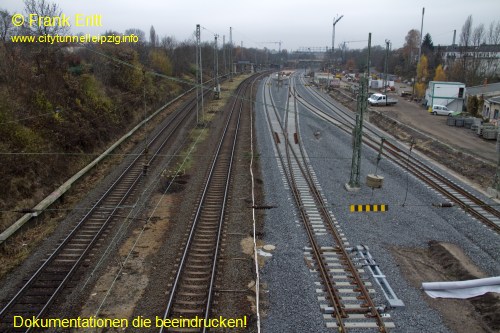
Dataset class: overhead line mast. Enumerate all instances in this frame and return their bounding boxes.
[196,24,204,124]
[229,27,233,81]
[346,33,371,192]
[214,34,220,99]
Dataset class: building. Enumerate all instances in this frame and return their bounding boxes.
[313,72,337,87]
[466,82,500,121]
[466,82,500,99]
[424,81,465,111]
[233,61,254,73]
[441,44,500,77]
[482,96,500,122]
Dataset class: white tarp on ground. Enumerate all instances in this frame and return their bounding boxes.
[422,276,500,299]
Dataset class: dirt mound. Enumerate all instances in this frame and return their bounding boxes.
[160,174,190,193]
[428,241,500,331]
[392,241,499,333]
[369,112,495,188]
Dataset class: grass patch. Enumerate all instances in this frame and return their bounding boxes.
[0,215,59,278]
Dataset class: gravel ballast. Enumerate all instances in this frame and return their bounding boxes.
[254,74,500,333]
[255,79,331,333]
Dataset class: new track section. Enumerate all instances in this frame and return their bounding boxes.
[261,73,394,332]
[293,73,500,234]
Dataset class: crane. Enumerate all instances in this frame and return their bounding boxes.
[259,41,282,53]
[332,15,344,56]
[340,39,367,52]
[340,40,367,63]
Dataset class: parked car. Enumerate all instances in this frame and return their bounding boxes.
[429,105,453,116]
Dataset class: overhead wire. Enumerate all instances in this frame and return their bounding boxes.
[2,69,497,230]
[0,151,357,160]
[89,111,209,314]
[4,201,500,216]
[5,33,488,333]
[201,26,218,38]
[0,110,59,125]
[3,43,485,211]
[232,27,264,48]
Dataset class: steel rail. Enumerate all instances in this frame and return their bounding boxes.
[284,127,349,331]
[159,73,266,332]
[0,89,209,332]
[289,79,387,331]
[0,87,201,245]
[202,74,265,332]
[296,76,500,233]
[262,76,351,331]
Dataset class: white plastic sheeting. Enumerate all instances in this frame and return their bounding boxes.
[422,276,500,299]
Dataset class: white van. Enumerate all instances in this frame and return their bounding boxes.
[430,105,453,116]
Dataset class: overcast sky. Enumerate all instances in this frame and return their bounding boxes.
[3,0,499,51]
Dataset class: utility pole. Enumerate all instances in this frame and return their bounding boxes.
[418,7,425,64]
[345,33,371,192]
[229,27,233,81]
[383,40,390,105]
[195,25,200,125]
[142,70,149,175]
[196,24,204,125]
[488,134,500,197]
[241,40,244,63]
[330,15,343,90]
[413,7,425,98]
[495,152,500,194]
[222,35,226,76]
[214,34,220,99]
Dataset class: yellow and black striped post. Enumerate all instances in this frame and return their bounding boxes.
[350,204,388,212]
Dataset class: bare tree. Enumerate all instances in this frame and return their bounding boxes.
[125,28,146,44]
[23,0,69,36]
[150,25,156,48]
[460,15,473,47]
[161,36,177,58]
[403,29,420,67]
[0,10,12,42]
[496,21,500,45]
[124,28,148,63]
[472,23,485,47]
[469,23,485,83]
[458,15,474,84]
[487,21,500,45]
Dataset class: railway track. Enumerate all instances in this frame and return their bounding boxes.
[261,74,394,331]
[158,73,264,333]
[0,90,208,332]
[294,74,500,234]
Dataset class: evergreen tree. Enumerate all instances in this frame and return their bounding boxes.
[422,33,434,55]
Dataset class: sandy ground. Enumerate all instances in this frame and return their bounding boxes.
[369,90,497,164]
[392,242,499,333]
[76,194,176,332]
[332,85,497,191]
[330,84,499,333]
